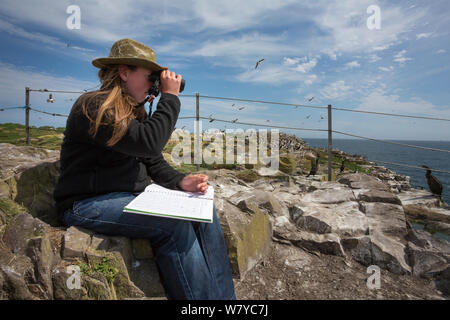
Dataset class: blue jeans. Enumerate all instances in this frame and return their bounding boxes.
[63,191,236,300]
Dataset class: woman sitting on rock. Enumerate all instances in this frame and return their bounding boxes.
[53,38,235,300]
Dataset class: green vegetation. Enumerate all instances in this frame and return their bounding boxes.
[0,123,64,150]
[78,257,119,283]
[0,197,28,224]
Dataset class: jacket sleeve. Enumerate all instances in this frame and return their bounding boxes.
[92,93,181,158]
[141,153,186,190]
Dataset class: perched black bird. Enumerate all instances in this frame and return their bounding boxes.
[421,165,443,200]
[340,160,345,173]
[307,157,320,177]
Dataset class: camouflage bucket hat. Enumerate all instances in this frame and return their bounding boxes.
[92,38,167,72]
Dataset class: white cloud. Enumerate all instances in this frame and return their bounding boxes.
[294,58,318,73]
[0,62,97,107]
[368,54,381,63]
[393,50,413,64]
[379,66,394,72]
[436,49,446,54]
[358,88,450,118]
[0,62,98,127]
[345,61,361,69]
[416,32,433,39]
[319,80,352,100]
[283,57,307,66]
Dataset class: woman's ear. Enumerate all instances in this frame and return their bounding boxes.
[118,65,129,82]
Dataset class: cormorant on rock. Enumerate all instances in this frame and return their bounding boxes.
[421,165,443,201]
[307,157,319,177]
[340,160,345,173]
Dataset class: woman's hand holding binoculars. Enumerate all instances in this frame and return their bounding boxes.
[159,69,183,96]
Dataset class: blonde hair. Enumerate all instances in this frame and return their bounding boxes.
[80,64,146,147]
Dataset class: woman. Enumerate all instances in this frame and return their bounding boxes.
[53,38,236,300]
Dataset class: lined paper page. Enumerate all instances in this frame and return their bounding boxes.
[123,184,214,223]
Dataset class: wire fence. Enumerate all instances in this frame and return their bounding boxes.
[1,88,449,179]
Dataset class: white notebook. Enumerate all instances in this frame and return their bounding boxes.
[123,183,214,223]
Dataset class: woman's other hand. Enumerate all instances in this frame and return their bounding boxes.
[178,174,209,194]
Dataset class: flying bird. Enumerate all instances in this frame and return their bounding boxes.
[306,115,311,119]
[421,165,443,201]
[208,114,215,122]
[255,58,265,69]
[308,97,314,102]
[238,106,245,110]
[181,125,186,130]
[266,120,270,123]
[232,119,238,123]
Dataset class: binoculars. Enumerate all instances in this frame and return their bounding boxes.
[148,71,185,98]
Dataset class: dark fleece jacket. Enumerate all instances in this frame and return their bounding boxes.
[53,92,186,218]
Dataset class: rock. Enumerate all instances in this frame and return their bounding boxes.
[430,266,450,297]
[107,236,133,271]
[0,241,36,299]
[85,249,145,299]
[257,167,281,176]
[355,189,402,205]
[291,202,368,237]
[0,143,61,227]
[403,204,450,224]
[361,202,408,241]
[52,264,88,300]
[227,189,287,218]
[129,259,165,297]
[216,199,272,279]
[406,242,448,278]
[341,236,373,266]
[82,272,113,299]
[300,188,356,204]
[63,226,93,258]
[273,221,345,257]
[397,189,440,207]
[131,239,154,260]
[370,230,411,275]
[2,213,58,299]
[338,173,390,191]
[424,221,450,236]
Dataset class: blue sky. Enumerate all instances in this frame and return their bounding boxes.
[0,0,449,140]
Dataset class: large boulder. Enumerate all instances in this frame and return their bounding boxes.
[215,198,272,279]
[0,143,60,226]
[2,213,59,299]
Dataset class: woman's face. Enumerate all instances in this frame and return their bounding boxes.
[119,65,152,102]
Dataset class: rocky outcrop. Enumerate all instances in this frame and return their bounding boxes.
[0,142,449,300]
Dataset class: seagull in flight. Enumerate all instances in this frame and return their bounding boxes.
[306,115,311,119]
[232,118,238,123]
[308,96,314,102]
[208,114,215,123]
[255,58,265,69]
[238,106,245,110]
